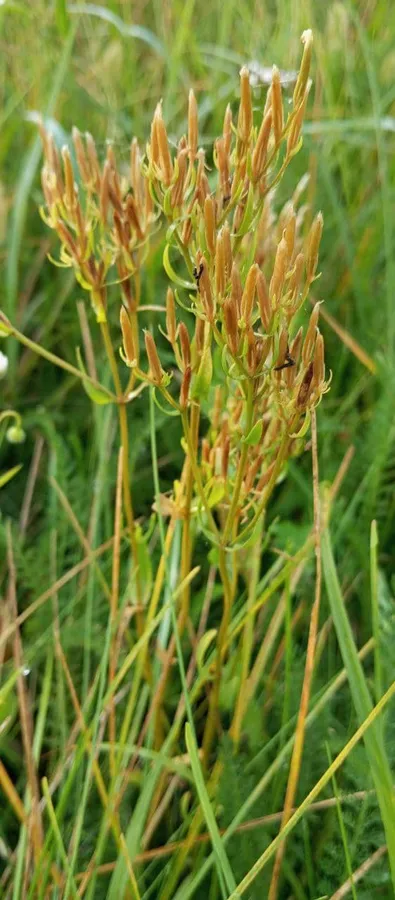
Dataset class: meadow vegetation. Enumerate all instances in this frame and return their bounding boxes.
[1,2,395,898]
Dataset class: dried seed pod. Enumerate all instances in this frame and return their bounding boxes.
[252,109,272,182]
[215,136,231,200]
[100,159,111,223]
[153,103,173,186]
[231,263,243,317]
[306,212,323,280]
[274,326,289,378]
[194,315,205,353]
[312,330,325,389]
[72,127,90,185]
[120,306,137,365]
[179,321,191,370]
[293,29,313,108]
[223,298,239,356]
[237,66,253,147]
[125,193,144,240]
[271,66,283,146]
[56,220,78,257]
[222,222,232,279]
[247,328,257,372]
[287,86,310,157]
[270,237,288,305]
[198,256,215,321]
[171,147,188,207]
[256,269,271,332]
[283,207,296,261]
[188,90,198,161]
[166,288,177,344]
[180,365,192,408]
[204,196,216,256]
[241,264,258,328]
[215,229,227,299]
[61,145,76,210]
[144,331,163,384]
[302,301,320,366]
[223,103,233,155]
[288,252,305,302]
[297,361,314,408]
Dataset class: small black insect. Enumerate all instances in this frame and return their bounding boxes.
[274,349,295,372]
[193,262,204,290]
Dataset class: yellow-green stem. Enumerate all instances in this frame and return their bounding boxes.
[100,320,144,634]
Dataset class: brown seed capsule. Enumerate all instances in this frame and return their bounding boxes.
[56,221,78,257]
[271,66,284,146]
[230,263,243,318]
[72,127,90,185]
[297,361,314,408]
[215,137,231,199]
[100,159,111,224]
[256,270,271,333]
[270,237,289,306]
[252,109,272,182]
[222,222,232,279]
[198,256,215,321]
[166,288,177,344]
[120,306,137,365]
[284,208,296,261]
[274,327,289,377]
[215,229,227,299]
[180,365,192,408]
[125,192,143,240]
[306,212,323,281]
[247,328,257,372]
[61,146,76,211]
[171,147,188,208]
[223,298,239,356]
[154,103,173,186]
[302,301,320,366]
[288,252,305,302]
[312,330,325,388]
[287,85,310,157]
[179,321,191,370]
[182,214,193,246]
[241,264,258,328]
[144,331,163,384]
[237,66,253,146]
[130,138,141,201]
[223,103,233,155]
[293,29,313,108]
[48,134,63,193]
[194,315,205,353]
[257,460,276,491]
[204,196,216,257]
[188,90,198,161]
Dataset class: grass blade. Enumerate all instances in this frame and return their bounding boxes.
[322,526,395,891]
[185,723,237,897]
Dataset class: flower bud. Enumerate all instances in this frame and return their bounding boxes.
[271,66,283,146]
[306,212,323,281]
[179,321,191,370]
[188,90,198,161]
[166,288,177,344]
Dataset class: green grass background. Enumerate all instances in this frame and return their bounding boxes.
[2,0,395,897]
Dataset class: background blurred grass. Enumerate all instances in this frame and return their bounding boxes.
[2,0,395,896]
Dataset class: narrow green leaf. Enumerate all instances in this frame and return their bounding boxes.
[76,348,113,405]
[322,526,395,891]
[0,464,22,489]
[185,723,238,897]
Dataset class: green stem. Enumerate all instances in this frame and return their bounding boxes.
[100,320,144,628]
[5,320,116,401]
[222,381,254,545]
[181,409,220,542]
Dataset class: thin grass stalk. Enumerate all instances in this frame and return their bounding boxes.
[268,408,322,899]
[109,448,124,778]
